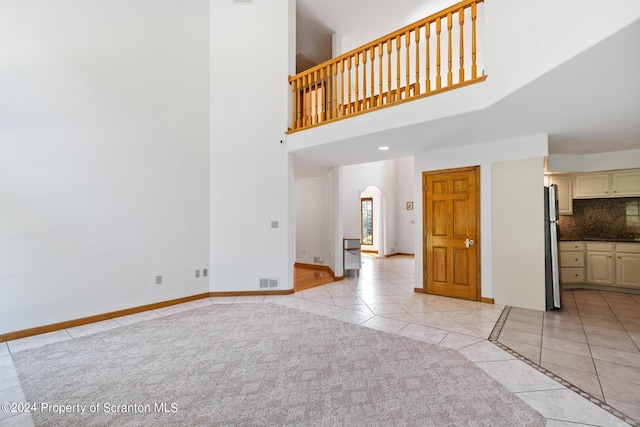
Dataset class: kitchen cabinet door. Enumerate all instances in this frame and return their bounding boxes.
[612,170,640,197]
[549,175,573,215]
[586,251,614,285]
[574,173,610,198]
[616,253,640,288]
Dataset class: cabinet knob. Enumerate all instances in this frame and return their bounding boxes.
[575,258,579,261]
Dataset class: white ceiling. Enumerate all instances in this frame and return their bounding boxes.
[297,0,454,52]
[294,1,640,174]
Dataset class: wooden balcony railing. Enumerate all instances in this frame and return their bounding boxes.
[288,0,486,133]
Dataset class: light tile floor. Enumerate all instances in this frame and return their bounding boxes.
[498,288,640,423]
[0,255,633,426]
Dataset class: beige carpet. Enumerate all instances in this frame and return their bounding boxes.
[12,303,545,426]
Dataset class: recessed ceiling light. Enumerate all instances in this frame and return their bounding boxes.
[378,146,390,151]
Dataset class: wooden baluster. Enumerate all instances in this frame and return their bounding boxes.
[447,12,453,87]
[325,65,330,121]
[313,70,318,124]
[370,47,375,107]
[302,74,308,127]
[436,17,442,90]
[395,35,401,100]
[405,30,411,98]
[320,66,326,122]
[471,2,478,79]
[332,63,338,119]
[425,21,431,92]
[415,26,421,94]
[347,56,352,115]
[387,40,392,102]
[340,59,345,116]
[378,42,383,106]
[354,54,360,112]
[295,79,304,129]
[311,71,316,125]
[459,7,465,83]
[362,50,367,111]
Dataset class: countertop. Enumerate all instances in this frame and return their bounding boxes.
[560,238,640,242]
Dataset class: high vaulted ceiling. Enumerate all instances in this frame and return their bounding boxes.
[294,1,640,172]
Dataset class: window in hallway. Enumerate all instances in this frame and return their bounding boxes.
[361,197,373,245]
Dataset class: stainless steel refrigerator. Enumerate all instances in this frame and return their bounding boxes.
[544,184,561,310]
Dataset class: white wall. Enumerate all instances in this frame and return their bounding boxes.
[294,170,335,271]
[492,157,546,310]
[396,157,415,254]
[485,0,640,98]
[210,0,294,292]
[414,134,548,302]
[0,0,210,334]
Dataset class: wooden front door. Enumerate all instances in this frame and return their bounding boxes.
[421,166,480,300]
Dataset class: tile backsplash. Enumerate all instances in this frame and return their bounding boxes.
[558,197,640,240]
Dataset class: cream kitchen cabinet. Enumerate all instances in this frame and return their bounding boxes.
[585,242,615,285]
[574,170,640,198]
[548,175,573,215]
[559,241,584,284]
[612,170,640,197]
[615,243,640,288]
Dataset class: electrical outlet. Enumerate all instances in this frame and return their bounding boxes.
[195,270,200,278]
[271,221,279,228]
[156,275,162,284]
[203,268,208,277]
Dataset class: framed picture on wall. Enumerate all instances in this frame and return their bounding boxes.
[406,202,413,210]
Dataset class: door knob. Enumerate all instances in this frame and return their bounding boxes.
[465,238,475,248]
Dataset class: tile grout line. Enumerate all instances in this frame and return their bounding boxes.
[490,303,638,427]
[601,290,640,354]
[579,290,608,410]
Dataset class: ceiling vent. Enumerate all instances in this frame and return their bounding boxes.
[233,0,254,4]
